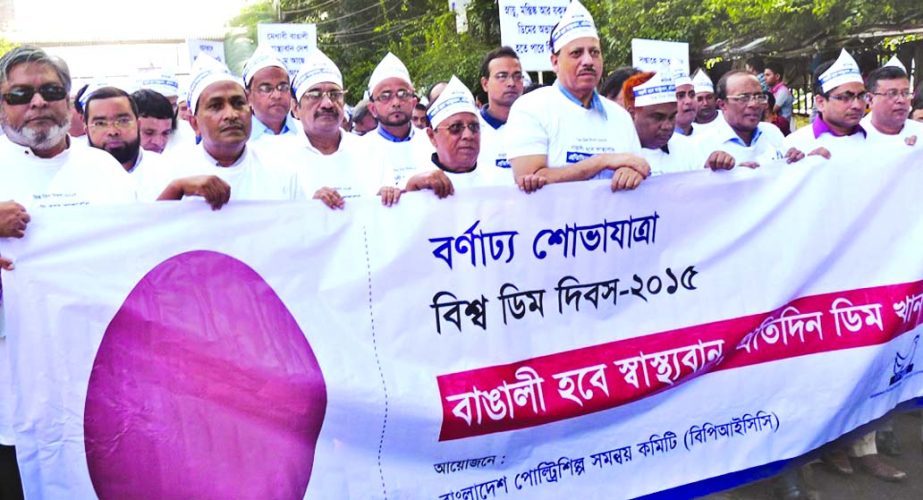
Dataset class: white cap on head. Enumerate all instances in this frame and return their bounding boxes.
[426,75,477,128]
[242,44,288,87]
[883,55,907,73]
[550,0,598,54]
[671,61,692,88]
[368,52,412,94]
[138,70,179,98]
[633,71,677,107]
[187,54,241,115]
[819,49,863,94]
[691,69,713,94]
[292,48,343,102]
[78,81,111,110]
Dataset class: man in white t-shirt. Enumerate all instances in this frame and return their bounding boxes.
[697,70,805,167]
[261,48,401,209]
[506,0,649,194]
[476,46,524,173]
[621,70,735,176]
[860,61,921,149]
[361,52,434,187]
[690,68,723,137]
[164,55,304,202]
[242,45,299,143]
[0,45,139,498]
[672,66,699,137]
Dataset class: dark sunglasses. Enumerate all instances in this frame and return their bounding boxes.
[1,84,68,105]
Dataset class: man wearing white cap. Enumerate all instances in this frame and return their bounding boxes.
[691,68,722,133]
[406,75,508,193]
[622,71,735,176]
[671,65,699,137]
[506,0,648,193]
[860,58,920,148]
[697,70,804,167]
[241,45,299,143]
[265,48,402,210]
[137,69,196,152]
[783,50,870,160]
[164,55,303,201]
[362,52,434,187]
[477,46,524,171]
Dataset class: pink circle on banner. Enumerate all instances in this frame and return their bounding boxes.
[84,250,327,499]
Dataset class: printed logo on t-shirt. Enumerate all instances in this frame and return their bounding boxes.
[566,151,593,164]
[495,158,511,168]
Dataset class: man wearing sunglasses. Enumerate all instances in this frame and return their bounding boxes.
[362,52,434,188]
[242,45,298,144]
[860,59,921,148]
[783,50,870,160]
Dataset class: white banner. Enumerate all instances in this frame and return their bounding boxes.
[632,38,689,75]
[3,151,923,499]
[498,0,570,72]
[257,23,318,77]
[186,39,226,66]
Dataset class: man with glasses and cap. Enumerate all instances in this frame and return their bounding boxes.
[242,45,299,144]
[362,52,434,187]
[506,0,649,194]
[860,56,921,148]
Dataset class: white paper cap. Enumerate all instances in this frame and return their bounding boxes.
[137,70,179,98]
[691,69,713,94]
[292,49,343,102]
[426,75,477,128]
[550,0,598,53]
[368,52,412,94]
[633,71,677,107]
[883,55,907,73]
[671,62,692,88]
[241,44,288,87]
[78,81,110,110]
[819,49,863,94]
[187,54,242,115]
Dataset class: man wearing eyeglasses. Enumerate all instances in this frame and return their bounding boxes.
[363,52,434,188]
[263,49,402,210]
[477,46,524,172]
[506,0,649,194]
[242,45,299,144]
[783,50,873,160]
[860,62,921,148]
[697,70,803,167]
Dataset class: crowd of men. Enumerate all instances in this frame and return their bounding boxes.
[1,0,922,497]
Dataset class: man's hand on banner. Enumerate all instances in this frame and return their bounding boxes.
[610,166,644,191]
[784,147,806,163]
[517,173,547,193]
[808,147,831,159]
[704,151,736,170]
[0,256,12,270]
[0,200,30,238]
[739,161,760,169]
[602,153,651,178]
[405,170,455,199]
[378,186,402,207]
[157,176,231,210]
[313,187,345,210]
[906,135,917,146]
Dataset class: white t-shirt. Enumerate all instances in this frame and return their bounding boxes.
[505,84,641,180]
[359,126,434,188]
[642,133,705,177]
[782,118,867,160]
[859,115,923,151]
[128,149,182,200]
[0,137,136,445]
[167,144,306,201]
[477,108,513,174]
[257,128,393,201]
[691,110,724,137]
[164,120,197,155]
[695,117,785,165]
[408,153,513,191]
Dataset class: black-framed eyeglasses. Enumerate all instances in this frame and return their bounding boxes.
[255,82,291,95]
[869,89,912,100]
[1,84,68,105]
[828,91,867,103]
[302,89,348,102]
[435,122,480,135]
[374,89,413,102]
[726,93,769,104]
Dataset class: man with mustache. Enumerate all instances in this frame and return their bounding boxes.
[671,66,699,137]
[692,69,722,134]
[264,48,403,210]
[783,50,869,161]
[242,45,299,144]
[506,0,649,194]
[622,71,735,176]
[696,70,804,167]
[362,52,434,188]
[477,46,524,173]
[860,58,921,149]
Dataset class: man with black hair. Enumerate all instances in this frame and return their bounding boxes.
[600,66,640,105]
[861,63,921,148]
[477,46,524,171]
[411,102,428,129]
[765,61,793,121]
[745,55,768,92]
[131,89,175,154]
[241,46,298,143]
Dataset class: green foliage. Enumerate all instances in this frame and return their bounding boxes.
[0,38,18,58]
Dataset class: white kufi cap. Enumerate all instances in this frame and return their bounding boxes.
[691,68,713,94]
[426,75,477,128]
[368,52,412,93]
[819,49,863,94]
[633,71,677,107]
[241,44,288,86]
[292,48,343,102]
[550,0,598,53]
[671,61,692,88]
[883,55,907,73]
[187,54,241,115]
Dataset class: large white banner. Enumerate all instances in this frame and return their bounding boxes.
[2,151,923,499]
[498,0,570,72]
